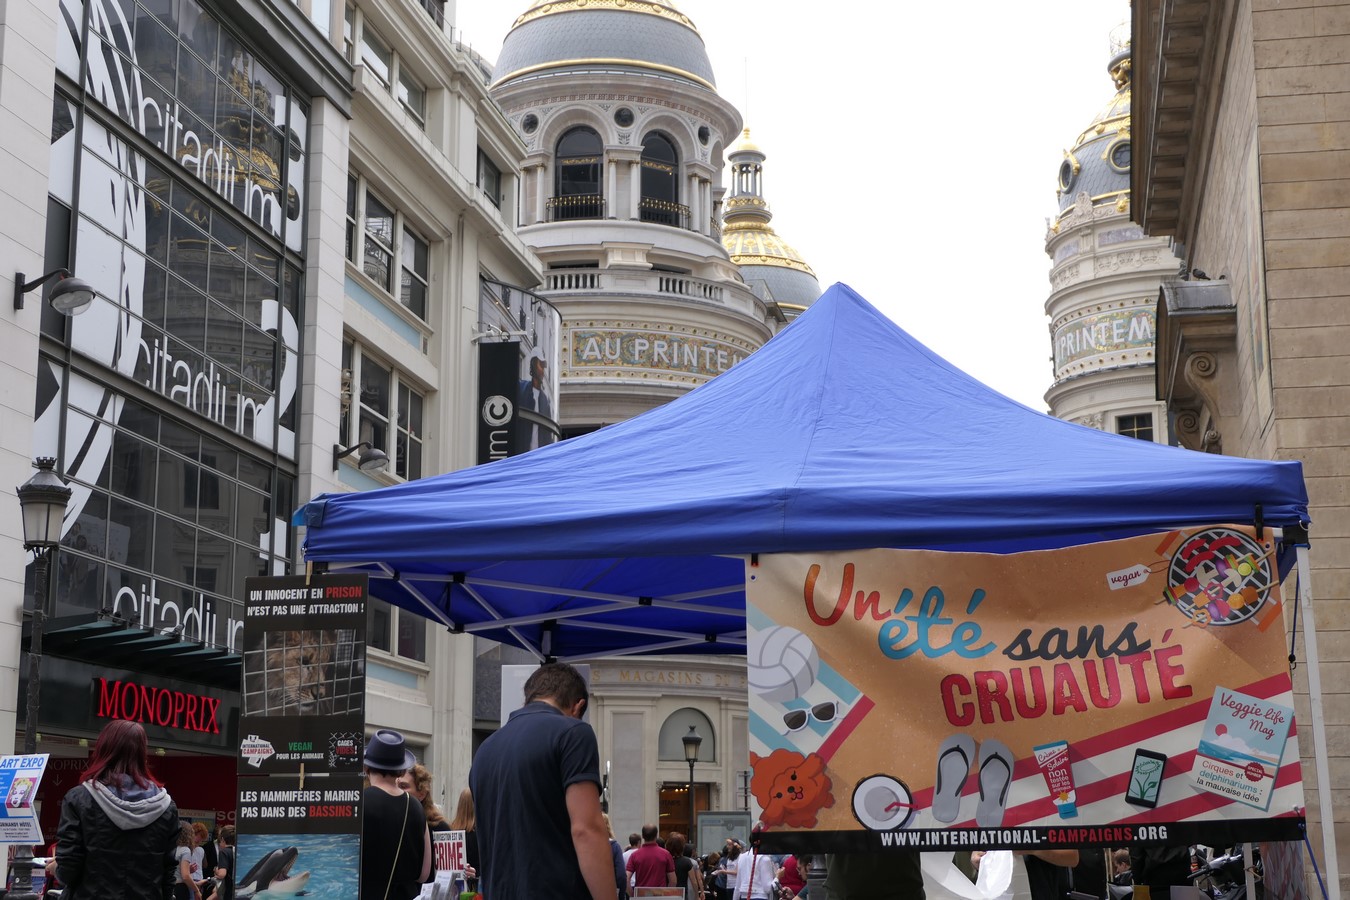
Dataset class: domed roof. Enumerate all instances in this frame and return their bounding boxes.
[723,129,821,313]
[494,0,716,89]
[1055,44,1132,217]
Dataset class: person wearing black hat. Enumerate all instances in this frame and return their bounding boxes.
[469,662,612,900]
[362,730,432,900]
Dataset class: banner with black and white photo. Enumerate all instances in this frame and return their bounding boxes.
[239,575,367,775]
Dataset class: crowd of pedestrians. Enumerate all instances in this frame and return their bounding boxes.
[29,665,1252,900]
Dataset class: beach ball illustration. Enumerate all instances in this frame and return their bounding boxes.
[748,625,819,702]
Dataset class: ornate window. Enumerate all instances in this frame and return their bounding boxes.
[551,127,603,221]
[640,132,683,227]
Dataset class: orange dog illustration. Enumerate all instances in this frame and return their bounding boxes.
[750,748,834,827]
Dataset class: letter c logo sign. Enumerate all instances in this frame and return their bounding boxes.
[482,395,513,427]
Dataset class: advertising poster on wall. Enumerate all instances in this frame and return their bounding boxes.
[745,525,1305,851]
[239,574,367,775]
[478,279,562,460]
[235,774,362,900]
[0,754,49,844]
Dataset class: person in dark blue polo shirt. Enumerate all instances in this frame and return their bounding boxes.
[469,663,613,900]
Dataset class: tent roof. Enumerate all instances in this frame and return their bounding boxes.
[300,284,1308,660]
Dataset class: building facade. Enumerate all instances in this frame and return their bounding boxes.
[487,0,781,433]
[1044,37,1176,441]
[1133,0,1348,890]
[0,0,538,833]
[471,0,822,840]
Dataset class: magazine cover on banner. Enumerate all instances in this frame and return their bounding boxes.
[239,574,367,775]
[744,525,1305,852]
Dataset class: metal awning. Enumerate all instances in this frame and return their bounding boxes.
[26,611,241,690]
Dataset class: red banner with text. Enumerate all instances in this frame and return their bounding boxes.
[745,526,1305,852]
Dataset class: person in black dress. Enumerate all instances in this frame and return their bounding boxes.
[362,730,431,900]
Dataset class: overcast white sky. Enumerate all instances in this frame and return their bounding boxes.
[452,1,1131,411]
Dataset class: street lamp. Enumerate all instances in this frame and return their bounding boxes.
[12,457,72,900]
[681,726,702,844]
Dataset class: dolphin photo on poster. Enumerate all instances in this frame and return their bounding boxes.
[236,774,362,900]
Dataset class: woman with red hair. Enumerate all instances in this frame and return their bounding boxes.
[56,720,181,900]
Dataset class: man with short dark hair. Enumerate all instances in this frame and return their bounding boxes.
[623,833,642,896]
[626,824,675,889]
[470,663,613,900]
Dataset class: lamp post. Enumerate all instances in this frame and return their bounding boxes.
[681,726,702,844]
[11,457,72,900]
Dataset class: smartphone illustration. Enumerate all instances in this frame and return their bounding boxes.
[1125,748,1167,808]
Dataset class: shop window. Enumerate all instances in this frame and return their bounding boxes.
[1117,413,1154,442]
[477,149,501,208]
[341,341,426,482]
[368,598,426,662]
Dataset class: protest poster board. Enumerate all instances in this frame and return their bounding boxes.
[746,525,1305,851]
[0,754,48,844]
[235,774,362,900]
[419,830,468,900]
[239,574,367,775]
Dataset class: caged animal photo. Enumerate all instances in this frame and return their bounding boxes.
[243,629,361,716]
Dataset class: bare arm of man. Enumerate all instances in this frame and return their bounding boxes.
[566,782,616,900]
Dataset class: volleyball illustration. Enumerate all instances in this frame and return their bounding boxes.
[748,625,820,702]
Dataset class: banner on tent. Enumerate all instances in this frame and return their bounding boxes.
[745,525,1306,852]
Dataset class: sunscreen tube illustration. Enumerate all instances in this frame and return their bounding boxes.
[1033,740,1078,819]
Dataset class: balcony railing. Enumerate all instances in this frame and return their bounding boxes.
[416,0,444,27]
[639,196,690,229]
[544,268,724,304]
[545,270,601,291]
[546,193,604,221]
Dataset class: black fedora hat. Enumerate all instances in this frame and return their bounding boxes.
[363,729,416,771]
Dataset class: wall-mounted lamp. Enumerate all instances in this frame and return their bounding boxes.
[334,441,389,473]
[14,268,96,315]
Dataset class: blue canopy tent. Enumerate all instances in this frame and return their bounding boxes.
[298,283,1309,661]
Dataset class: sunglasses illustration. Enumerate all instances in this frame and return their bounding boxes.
[782,701,844,733]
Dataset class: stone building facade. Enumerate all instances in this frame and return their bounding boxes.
[1133,0,1350,889]
[1044,37,1177,441]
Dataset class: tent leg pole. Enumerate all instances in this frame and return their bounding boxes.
[1297,544,1340,899]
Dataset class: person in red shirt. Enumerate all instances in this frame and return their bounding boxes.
[626,824,675,889]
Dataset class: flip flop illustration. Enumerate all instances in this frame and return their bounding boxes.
[931,733,975,824]
[975,739,1014,828]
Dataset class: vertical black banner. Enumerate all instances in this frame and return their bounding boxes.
[478,340,520,464]
[239,574,367,775]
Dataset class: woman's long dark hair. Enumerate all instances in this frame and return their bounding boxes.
[81,720,161,788]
